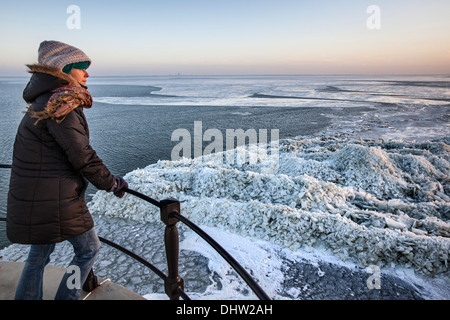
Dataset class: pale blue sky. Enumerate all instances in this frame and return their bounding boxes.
[0,0,449,75]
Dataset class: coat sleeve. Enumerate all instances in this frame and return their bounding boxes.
[46,108,116,191]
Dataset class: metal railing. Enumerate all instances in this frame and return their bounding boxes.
[0,165,271,300]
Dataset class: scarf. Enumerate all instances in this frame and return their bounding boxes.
[28,85,93,124]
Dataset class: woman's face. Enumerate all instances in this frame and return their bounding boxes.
[69,68,89,86]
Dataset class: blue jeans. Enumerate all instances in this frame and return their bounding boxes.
[14,228,101,300]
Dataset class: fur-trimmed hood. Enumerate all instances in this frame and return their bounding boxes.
[26,63,80,87]
[23,64,81,104]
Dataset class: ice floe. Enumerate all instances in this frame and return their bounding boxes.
[89,136,449,277]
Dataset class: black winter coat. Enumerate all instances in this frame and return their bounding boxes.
[7,64,115,244]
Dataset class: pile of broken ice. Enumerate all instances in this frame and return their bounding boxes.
[89,136,449,276]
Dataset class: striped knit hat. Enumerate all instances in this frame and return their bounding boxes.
[38,40,91,71]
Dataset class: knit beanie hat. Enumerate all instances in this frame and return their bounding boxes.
[38,40,91,71]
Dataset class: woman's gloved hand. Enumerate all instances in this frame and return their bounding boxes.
[111,176,128,198]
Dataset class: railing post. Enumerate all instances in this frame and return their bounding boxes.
[160,198,184,300]
[82,268,99,292]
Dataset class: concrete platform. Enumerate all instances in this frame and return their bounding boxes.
[0,261,146,300]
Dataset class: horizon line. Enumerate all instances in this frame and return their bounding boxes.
[1,73,449,78]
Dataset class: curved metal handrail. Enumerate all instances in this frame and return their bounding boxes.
[172,211,271,300]
[98,235,191,301]
[0,215,190,300]
[123,188,271,300]
[0,164,271,300]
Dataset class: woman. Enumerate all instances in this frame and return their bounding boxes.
[7,40,128,300]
